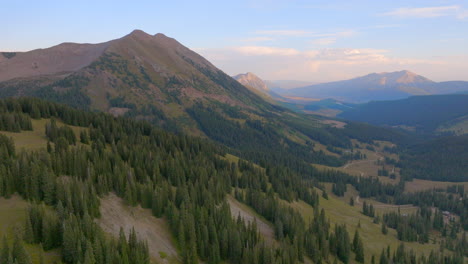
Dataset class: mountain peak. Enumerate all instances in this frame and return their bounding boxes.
[400,69,416,75]
[395,70,432,84]
[369,70,433,84]
[234,72,269,92]
[154,33,169,38]
[129,29,150,35]
[123,29,154,41]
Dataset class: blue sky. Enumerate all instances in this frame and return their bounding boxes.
[2,0,468,82]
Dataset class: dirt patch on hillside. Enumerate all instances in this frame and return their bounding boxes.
[108,107,131,117]
[321,119,346,128]
[404,179,468,193]
[97,193,178,263]
[227,195,276,245]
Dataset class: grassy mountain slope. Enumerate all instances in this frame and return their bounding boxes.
[0,30,407,167]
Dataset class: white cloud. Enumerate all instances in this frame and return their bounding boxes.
[383,5,467,19]
[457,9,468,19]
[232,46,300,56]
[255,29,356,38]
[311,38,336,45]
[196,45,451,82]
[367,24,402,29]
[308,30,356,46]
[306,61,321,73]
[255,30,312,36]
[310,30,356,38]
[240,36,274,42]
[302,48,396,66]
[250,29,356,47]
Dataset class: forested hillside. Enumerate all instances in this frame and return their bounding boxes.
[339,94,468,134]
[399,134,468,182]
[0,98,466,264]
[1,98,466,264]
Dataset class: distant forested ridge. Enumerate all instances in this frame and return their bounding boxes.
[399,134,468,182]
[339,94,468,133]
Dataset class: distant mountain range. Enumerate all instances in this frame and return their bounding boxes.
[266,80,316,93]
[232,73,357,117]
[281,70,468,103]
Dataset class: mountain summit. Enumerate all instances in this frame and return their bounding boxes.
[363,70,433,85]
[233,72,269,92]
[0,30,272,126]
[284,70,468,103]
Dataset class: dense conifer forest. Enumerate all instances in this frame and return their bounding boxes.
[399,134,468,182]
[339,94,468,134]
[0,98,466,264]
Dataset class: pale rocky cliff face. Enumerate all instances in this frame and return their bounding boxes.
[234,72,269,92]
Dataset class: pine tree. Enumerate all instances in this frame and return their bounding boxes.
[83,241,95,264]
[352,230,360,252]
[23,217,34,244]
[381,222,388,235]
[62,220,78,263]
[80,130,90,144]
[47,141,52,153]
[355,238,365,263]
[41,171,56,205]
[322,190,329,200]
[379,248,388,264]
[11,235,32,264]
[39,251,45,264]
[1,236,10,263]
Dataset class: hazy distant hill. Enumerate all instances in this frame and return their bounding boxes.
[283,70,468,103]
[339,94,468,134]
[233,72,269,92]
[232,72,279,104]
[266,79,315,90]
[266,79,316,95]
